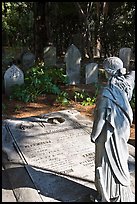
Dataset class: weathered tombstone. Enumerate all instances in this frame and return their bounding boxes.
[85,63,98,84]
[21,51,35,69]
[44,46,56,67]
[64,44,81,85]
[4,64,24,96]
[119,47,131,72]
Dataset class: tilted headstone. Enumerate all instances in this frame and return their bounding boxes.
[85,63,98,84]
[119,48,131,72]
[44,46,56,67]
[21,51,35,69]
[64,44,81,85]
[4,64,24,96]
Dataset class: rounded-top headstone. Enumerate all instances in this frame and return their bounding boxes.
[4,64,24,96]
[64,44,81,64]
[21,51,35,69]
[64,44,81,85]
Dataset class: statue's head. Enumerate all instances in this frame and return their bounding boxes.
[103,57,126,77]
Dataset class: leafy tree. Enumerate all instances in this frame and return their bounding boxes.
[2,2,135,61]
[2,2,33,48]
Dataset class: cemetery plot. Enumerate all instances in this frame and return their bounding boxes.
[4,110,96,202]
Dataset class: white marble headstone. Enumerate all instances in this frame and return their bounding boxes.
[119,47,131,71]
[85,63,98,84]
[64,44,81,85]
[4,64,24,96]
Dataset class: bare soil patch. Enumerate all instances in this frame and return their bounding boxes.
[2,84,135,145]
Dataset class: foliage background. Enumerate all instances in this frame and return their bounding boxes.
[2,2,135,61]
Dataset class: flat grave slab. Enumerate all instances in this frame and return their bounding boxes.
[3,109,135,202]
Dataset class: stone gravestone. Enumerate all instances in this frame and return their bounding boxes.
[119,47,131,72]
[21,51,35,69]
[64,44,81,85]
[85,63,98,84]
[44,46,56,67]
[4,64,24,96]
[3,109,95,202]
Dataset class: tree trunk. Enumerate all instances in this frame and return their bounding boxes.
[33,2,50,62]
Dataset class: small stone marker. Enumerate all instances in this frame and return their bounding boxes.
[4,64,24,96]
[44,46,56,67]
[85,63,98,84]
[119,47,131,72]
[64,44,81,84]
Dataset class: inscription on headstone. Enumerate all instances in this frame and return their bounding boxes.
[5,110,95,201]
[64,44,81,85]
[4,109,134,202]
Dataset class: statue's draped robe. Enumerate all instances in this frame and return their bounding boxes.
[91,72,135,202]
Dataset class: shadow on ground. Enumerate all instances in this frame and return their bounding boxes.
[2,164,97,202]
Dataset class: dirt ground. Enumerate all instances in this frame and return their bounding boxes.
[2,84,135,146]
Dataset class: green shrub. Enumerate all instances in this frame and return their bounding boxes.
[81,97,96,106]
[56,91,70,105]
[10,65,68,102]
[74,89,88,102]
[74,83,101,106]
